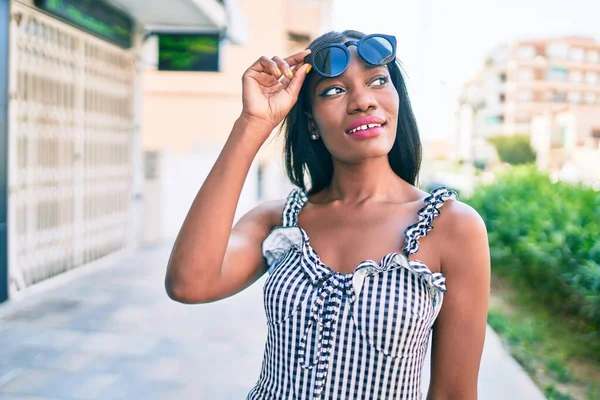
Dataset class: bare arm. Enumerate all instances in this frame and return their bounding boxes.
[427,201,491,400]
[165,50,311,304]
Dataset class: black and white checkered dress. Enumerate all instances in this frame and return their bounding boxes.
[247,186,457,400]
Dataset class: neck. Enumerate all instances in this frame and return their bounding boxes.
[319,157,412,204]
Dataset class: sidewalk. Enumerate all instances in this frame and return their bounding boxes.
[0,243,546,399]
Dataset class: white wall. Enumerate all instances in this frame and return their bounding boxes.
[143,149,292,245]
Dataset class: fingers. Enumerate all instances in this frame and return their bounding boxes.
[272,56,294,80]
[286,63,311,97]
[284,49,312,68]
[248,56,283,79]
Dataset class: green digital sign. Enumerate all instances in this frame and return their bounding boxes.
[34,0,134,48]
[158,34,220,72]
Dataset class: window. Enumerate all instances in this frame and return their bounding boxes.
[548,91,566,102]
[585,92,597,104]
[547,67,568,81]
[569,70,582,83]
[567,91,581,103]
[484,115,504,125]
[517,68,533,81]
[569,47,584,62]
[517,46,536,59]
[587,50,600,63]
[547,42,569,59]
[518,90,532,102]
[585,71,598,85]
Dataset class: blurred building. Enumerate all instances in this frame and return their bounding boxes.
[140,0,333,244]
[532,106,600,183]
[456,36,600,178]
[0,0,234,302]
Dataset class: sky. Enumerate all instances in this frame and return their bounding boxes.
[331,0,600,138]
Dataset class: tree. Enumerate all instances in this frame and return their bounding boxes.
[488,134,536,165]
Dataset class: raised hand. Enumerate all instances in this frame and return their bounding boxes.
[240,49,312,133]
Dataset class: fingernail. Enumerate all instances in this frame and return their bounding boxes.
[287,69,294,78]
[275,68,282,76]
[306,65,312,73]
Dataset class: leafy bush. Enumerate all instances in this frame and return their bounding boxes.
[468,166,600,328]
[488,134,537,165]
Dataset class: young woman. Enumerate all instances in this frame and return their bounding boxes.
[165,30,491,400]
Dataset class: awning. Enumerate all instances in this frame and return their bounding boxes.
[112,0,228,32]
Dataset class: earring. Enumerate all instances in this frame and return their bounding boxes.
[310,134,319,140]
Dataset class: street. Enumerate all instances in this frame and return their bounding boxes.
[0,243,545,399]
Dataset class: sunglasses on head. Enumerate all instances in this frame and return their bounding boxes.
[304,34,397,78]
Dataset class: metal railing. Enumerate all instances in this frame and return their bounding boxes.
[7,2,136,290]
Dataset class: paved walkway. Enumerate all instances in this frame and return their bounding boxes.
[0,243,546,399]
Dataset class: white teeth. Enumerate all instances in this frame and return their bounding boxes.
[348,123,382,134]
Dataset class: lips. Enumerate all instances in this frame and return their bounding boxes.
[345,116,386,135]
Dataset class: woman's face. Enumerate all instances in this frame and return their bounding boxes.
[307,46,399,163]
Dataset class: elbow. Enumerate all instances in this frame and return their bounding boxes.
[165,278,202,304]
[164,270,214,304]
[164,277,193,304]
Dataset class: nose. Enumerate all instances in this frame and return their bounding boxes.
[346,85,378,114]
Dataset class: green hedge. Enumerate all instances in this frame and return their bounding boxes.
[467,166,600,328]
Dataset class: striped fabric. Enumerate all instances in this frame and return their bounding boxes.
[248,187,457,400]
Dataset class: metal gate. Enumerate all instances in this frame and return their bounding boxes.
[7,2,136,290]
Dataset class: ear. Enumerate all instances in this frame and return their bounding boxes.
[305,112,319,136]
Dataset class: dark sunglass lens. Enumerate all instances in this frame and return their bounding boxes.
[313,46,348,76]
[361,36,394,65]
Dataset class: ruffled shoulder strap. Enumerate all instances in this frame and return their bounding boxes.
[402,186,458,256]
[281,187,309,227]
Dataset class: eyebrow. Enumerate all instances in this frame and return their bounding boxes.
[315,63,386,87]
[313,63,387,88]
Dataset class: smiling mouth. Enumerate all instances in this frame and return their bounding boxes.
[345,123,386,135]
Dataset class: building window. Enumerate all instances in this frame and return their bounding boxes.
[548,91,566,102]
[569,70,582,83]
[517,68,533,81]
[517,46,536,59]
[586,50,600,63]
[546,42,569,59]
[569,47,584,62]
[547,67,568,81]
[585,71,598,85]
[518,90,532,102]
[567,91,581,103]
[585,92,597,104]
[484,115,504,125]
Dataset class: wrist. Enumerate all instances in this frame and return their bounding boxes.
[236,113,276,136]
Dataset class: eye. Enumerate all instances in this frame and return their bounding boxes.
[370,76,389,87]
[319,86,345,97]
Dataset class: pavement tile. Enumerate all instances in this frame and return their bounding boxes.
[0,243,546,399]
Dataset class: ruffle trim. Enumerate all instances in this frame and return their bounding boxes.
[402,186,458,255]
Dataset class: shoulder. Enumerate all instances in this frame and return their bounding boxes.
[431,189,490,274]
[241,187,305,229]
[436,193,487,239]
[245,198,288,229]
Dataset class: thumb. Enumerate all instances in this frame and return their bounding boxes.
[287,63,311,98]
